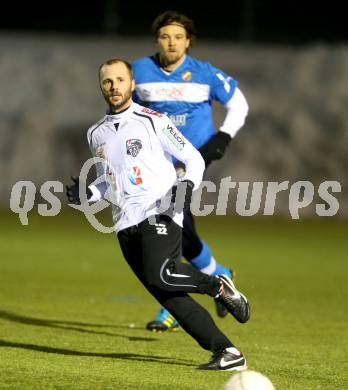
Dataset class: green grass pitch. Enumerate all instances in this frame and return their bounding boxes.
[0,210,347,389]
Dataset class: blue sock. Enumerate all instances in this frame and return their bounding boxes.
[190,241,231,277]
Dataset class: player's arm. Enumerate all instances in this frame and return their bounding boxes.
[87,162,109,202]
[158,118,205,210]
[199,66,249,164]
[219,87,249,138]
[199,87,248,163]
[66,161,109,205]
[158,119,205,189]
[66,138,109,205]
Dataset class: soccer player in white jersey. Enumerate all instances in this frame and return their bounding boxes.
[66,59,250,370]
[132,11,249,331]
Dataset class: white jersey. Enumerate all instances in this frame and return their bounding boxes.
[87,102,205,232]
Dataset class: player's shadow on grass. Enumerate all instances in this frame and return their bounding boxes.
[0,310,155,342]
[0,339,196,367]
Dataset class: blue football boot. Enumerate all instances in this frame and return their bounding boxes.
[146,307,179,332]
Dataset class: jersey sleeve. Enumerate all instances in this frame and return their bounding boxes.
[87,132,109,201]
[219,87,249,138]
[207,63,238,105]
[156,116,205,190]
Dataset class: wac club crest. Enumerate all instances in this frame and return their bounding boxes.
[126,139,142,157]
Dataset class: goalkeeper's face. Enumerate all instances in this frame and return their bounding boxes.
[157,24,190,69]
[100,62,135,113]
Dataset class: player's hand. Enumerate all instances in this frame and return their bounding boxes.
[66,176,92,205]
[171,179,194,212]
[198,132,231,164]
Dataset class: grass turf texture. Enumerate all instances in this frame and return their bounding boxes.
[0,210,347,389]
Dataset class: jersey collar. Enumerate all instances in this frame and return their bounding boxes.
[106,101,136,122]
[155,53,190,76]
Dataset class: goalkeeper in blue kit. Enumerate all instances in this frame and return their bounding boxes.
[132,10,249,331]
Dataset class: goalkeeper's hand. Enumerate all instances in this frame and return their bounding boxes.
[198,131,231,164]
[66,176,92,205]
[171,179,194,213]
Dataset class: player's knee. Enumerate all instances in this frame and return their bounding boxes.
[146,271,173,291]
[144,259,180,291]
[144,270,164,290]
[148,278,168,291]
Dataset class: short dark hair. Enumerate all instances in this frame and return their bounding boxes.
[98,59,133,80]
[151,10,196,45]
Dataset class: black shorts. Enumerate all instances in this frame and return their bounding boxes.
[117,214,229,352]
[117,214,219,296]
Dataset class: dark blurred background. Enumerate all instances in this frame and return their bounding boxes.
[1,0,346,43]
[1,0,347,217]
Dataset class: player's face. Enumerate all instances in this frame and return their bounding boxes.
[100,62,135,113]
[157,24,190,69]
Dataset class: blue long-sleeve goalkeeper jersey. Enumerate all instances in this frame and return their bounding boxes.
[132,54,237,149]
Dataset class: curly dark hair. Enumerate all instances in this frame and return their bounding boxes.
[151,10,196,45]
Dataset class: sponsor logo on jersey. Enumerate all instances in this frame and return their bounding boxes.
[128,166,143,185]
[161,86,185,99]
[181,71,192,81]
[141,86,186,100]
[168,113,187,126]
[126,139,142,157]
[141,107,163,117]
[96,145,106,159]
[136,82,210,103]
[162,124,186,150]
[140,88,152,99]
